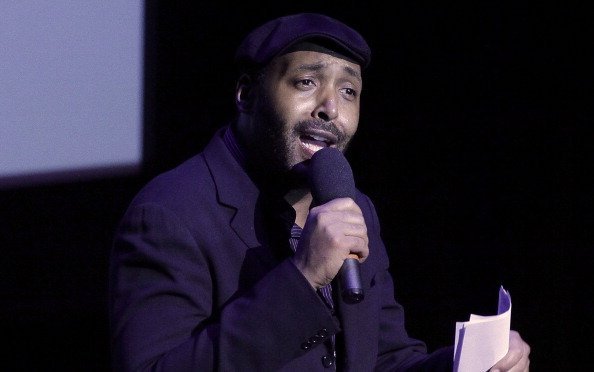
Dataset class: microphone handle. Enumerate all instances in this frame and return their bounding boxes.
[339,258,364,303]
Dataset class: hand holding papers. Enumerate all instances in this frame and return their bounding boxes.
[453,286,512,372]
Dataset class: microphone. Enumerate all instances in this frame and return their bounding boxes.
[309,147,364,304]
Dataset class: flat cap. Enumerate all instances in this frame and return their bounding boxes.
[235,13,371,71]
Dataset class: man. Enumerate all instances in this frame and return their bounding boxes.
[109,13,530,371]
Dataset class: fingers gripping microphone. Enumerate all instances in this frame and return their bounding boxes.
[309,147,364,304]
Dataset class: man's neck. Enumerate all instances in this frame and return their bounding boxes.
[284,188,312,228]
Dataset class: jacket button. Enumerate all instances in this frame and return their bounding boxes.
[321,355,335,368]
[317,328,329,338]
[312,334,326,343]
[301,340,312,350]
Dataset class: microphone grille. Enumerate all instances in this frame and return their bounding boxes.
[309,148,356,205]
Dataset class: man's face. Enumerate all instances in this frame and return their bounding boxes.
[248,50,362,182]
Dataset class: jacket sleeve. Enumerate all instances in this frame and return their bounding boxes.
[373,267,454,371]
[356,194,455,371]
[109,202,340,372]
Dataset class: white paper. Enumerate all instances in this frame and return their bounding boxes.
[453,286,511,372]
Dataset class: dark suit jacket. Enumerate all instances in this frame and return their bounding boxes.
[109,127,453,371]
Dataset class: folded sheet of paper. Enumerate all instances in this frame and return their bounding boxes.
[453,286,511,372]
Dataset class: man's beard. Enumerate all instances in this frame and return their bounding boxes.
[245,98,304,192]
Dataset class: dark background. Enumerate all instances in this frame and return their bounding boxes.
[2,1,592,370]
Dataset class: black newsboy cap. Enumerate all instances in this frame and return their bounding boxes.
[235,13,371,71]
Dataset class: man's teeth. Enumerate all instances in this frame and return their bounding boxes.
[309,134,327,141]
[303,141,326,152]
[300,133,331,152]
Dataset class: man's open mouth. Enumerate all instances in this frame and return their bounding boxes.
[299,129,337,152]
[299,130,338,154]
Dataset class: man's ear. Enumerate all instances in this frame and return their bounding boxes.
[235,74,255,113]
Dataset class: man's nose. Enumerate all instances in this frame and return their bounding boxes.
[313,90,338,121]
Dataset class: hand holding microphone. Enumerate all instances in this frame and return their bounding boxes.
[292,147,367,303]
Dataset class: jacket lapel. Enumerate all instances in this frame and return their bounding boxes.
[202,127,260,248]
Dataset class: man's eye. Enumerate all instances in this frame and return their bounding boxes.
[296,79,315,88]
[345,88,357,96]
[342,87,358,98]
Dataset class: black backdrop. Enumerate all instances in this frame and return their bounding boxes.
[2,1,592,370]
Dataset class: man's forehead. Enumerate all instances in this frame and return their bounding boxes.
[273,49,362,79]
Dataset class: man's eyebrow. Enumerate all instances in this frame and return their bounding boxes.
[292,62,362,83]
[343,65,362,82]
